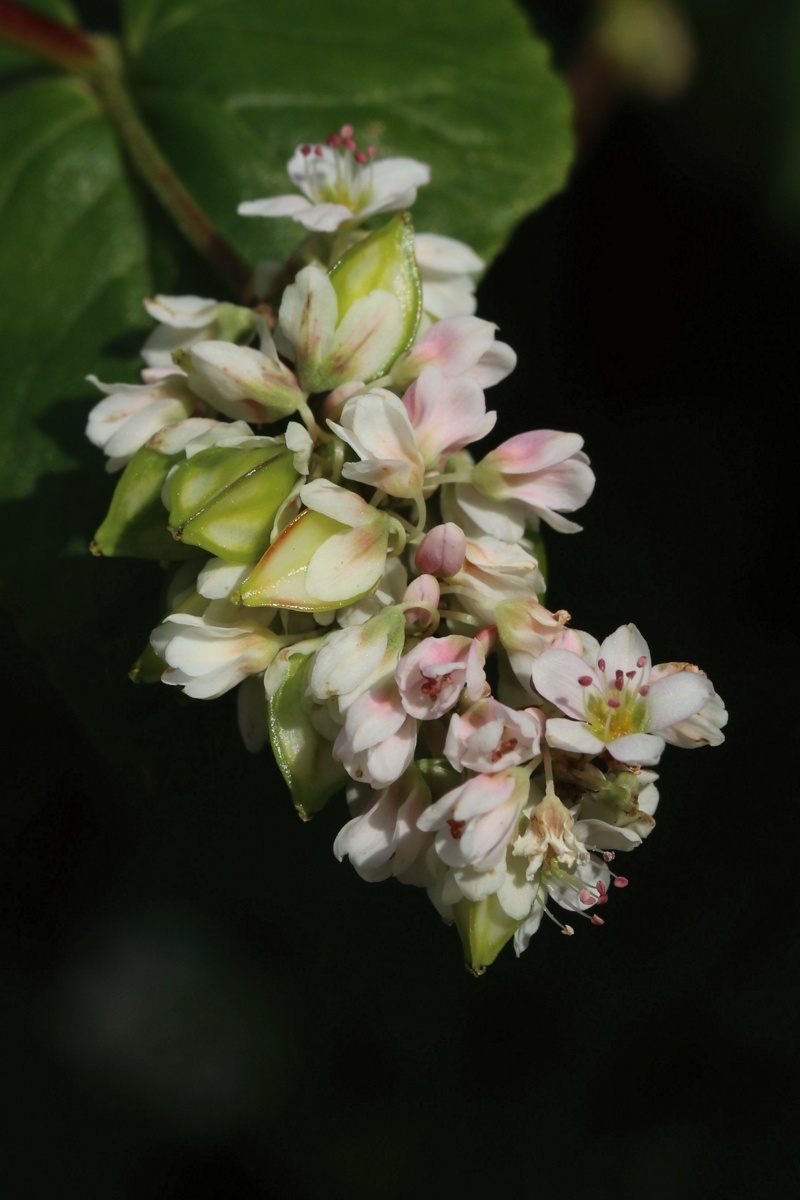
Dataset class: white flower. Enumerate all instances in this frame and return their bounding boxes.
[150,599,281,700]
[238,128,430,233]
[531,623,716,766]
[86,373,196,472]
[328,388,425,498]
[334,768,432,881]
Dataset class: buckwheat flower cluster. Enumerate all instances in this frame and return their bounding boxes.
[87,126,727,972]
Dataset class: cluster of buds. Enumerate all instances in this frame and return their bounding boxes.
[86,127,726,972]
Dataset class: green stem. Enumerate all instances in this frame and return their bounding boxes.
[0,1,252,300]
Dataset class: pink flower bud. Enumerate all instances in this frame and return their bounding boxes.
[415,523,466,577]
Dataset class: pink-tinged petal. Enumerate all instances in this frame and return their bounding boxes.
[531,649,600,719]
[238,194,314,219]
[597,624,651,679]
[454,772,517,822]
[407,316,496,377]
[345,685,408,752]
[458,802,517,870]
[415,523,466,577]
[513,458,596,512]
[645,671,714,732]
[467,339,516,388]
[544,718,606,755]
[403,366,495,463]
[485,430,585,474]
[608,732,666,766]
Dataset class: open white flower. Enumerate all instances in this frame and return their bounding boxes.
[328,388,425,498]
[531,624,715,766]
[238,127,430,233]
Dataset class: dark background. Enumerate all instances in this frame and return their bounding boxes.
[3,1,797,1197]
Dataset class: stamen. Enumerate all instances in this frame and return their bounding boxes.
[354,150,367,164]
[326,133,342,148]
[367,144,375,159]
[626,670,636,679]
[613,876,629,888]
[615,669,624,691]
[447,818,465,840]
[301,144,312,156]
[607,697,621,708]
[640,685,650,696]
[578,675,593,686]
[591,914,605,926]
[544,906,574,935]
[340,123,354,137]
[344,137,357,151]
[597,658,606,671]
[636,655,647,668]
[603,851,615,862]
[313,145,323,157]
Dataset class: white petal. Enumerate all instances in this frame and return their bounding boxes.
[545,718,605,755]
[608,732,665,766]
[238,194,313,219]
[646,671,713,731]
[531,649,599,720]
[143,294,218,328]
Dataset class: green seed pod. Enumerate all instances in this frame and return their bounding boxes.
[167,445,299,561]
[91,443,202,560]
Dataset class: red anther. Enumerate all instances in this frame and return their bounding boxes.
[613,876,629,888]
[313,145,323,156]
[326,133,341,147]
[597,658,606,671]
[341,123,354,137]
[367,144,375,158]
[578,675,593,686]
[626,670,636,679]
[301,144,312,155]
[591,914,605,926]
[579,888,594,905]
[354,150,367,164]
[597,880,607,895]
[561,925,575,937]
[639,685,650,696]
[602,851,615,862]
[636,656,647,668]
[344,137,357,151]
[615,670,624,691]
[447,818,466,841]
[607,697,620,708]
